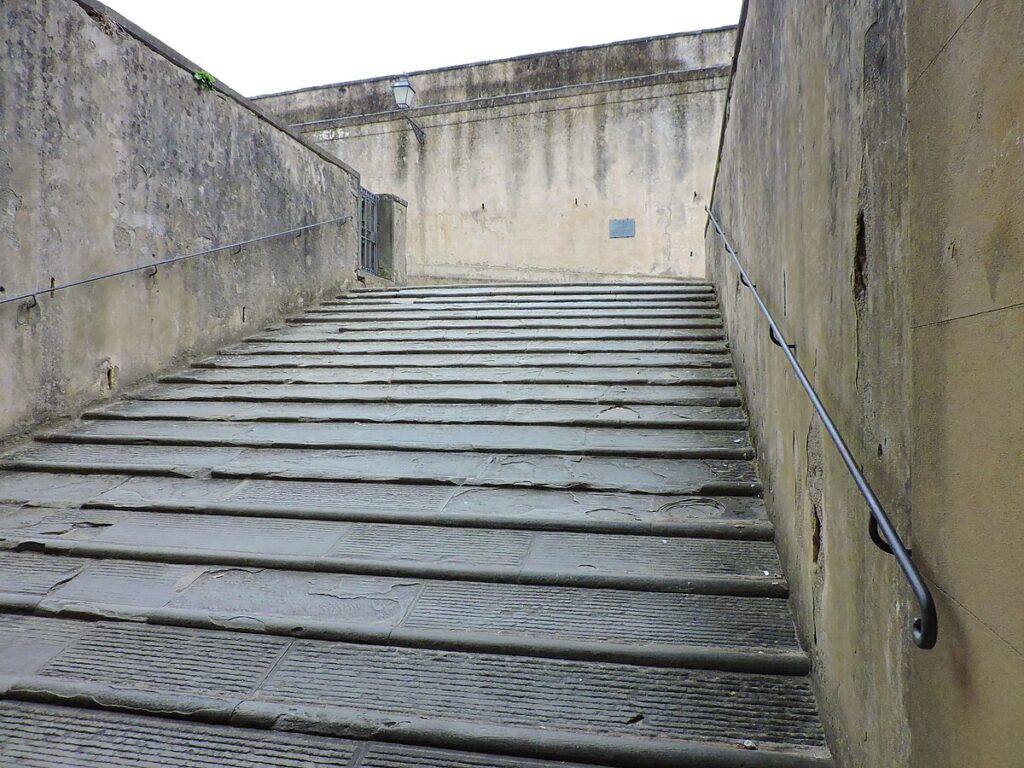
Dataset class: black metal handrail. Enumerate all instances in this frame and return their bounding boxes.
[0,214,350,309]
[705,206,937,650]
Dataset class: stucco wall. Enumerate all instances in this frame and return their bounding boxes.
[708,1,1024,767]
[906,1,1024,765]
[0,0,360,442]
[706,3,913,766]
[255,29,735,283]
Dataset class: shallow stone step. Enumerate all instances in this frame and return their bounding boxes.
[296,308,722,323]
[0,551,797,669]
[322,317,724,330]
[199,351,732,370]
[0,702,608,768]
[223,339,729,356]
[164,367,739,388]
[0,509,785,595]
[2,444,762,495]
[87,399,748,429]
[0,473,770,538]
[41,420,753,460]
[334,292,716,307]
[265,325,726,342]
[315,299,718,314]
[355,282,713,298]
[0,616,831,766]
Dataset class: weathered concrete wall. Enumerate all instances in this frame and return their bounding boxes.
[708,1,1024,767]
[906,0,1024,765]
[255,29,735,283]
[0,0,360,441]
[706,3,913,766]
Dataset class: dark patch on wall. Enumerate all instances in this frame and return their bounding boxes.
[853,207,868,312]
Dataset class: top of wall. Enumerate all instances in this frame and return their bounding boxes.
[252,26,737,127]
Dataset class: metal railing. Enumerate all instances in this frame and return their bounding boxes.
[0,215,350,309]
[705,206,938,650]
[358,187,380,275]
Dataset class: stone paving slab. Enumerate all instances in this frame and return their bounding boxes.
[335,290,715,304]
[0,513,785,593]
[319,299,720,313]
[0,702,608,768]
[296,308,722,323]
[0,616,830,765]
[225,339,730,355]
[352,283,714,298]
[42,420,753,459]
[0,551,798,662]
[2,444,761,495]
[161,368,739,388]
[265,325,727,342]
[0,473,770,537]
[86,399,749,429]
[323,317,725,330]
[200,351,733,369]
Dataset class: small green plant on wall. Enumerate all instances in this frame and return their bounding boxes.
[193,69,216,91]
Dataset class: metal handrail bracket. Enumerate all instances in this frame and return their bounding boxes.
[705,205,938,650]
[0,214,350,309]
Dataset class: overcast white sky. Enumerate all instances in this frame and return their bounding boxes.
[102,1,742,97]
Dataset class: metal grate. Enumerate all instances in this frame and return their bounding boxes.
[358,187,380,275]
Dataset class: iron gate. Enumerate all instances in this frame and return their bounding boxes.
[358,187,379,275]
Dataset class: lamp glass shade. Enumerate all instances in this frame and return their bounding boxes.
[392,76,415,109]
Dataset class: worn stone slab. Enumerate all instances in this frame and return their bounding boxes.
[0,702,612,768]
[0,552,797,655]
[352,283,714,298]
[324,317,725,330]
[0,513,783,593]
[43,420,753,459]
[224,339,730,356]
[161,367,739,388]
[335,291,716,304]
[263,325,726,342]
[0,473,770,537]
[87,399,748,429]
[318,299,718,313]
[294,308,722,323]
[200,351,732,369]
[4,617,829,762]
[3,443,761,495]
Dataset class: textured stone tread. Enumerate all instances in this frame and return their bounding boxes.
[324,317,725,330]
[0,474,769,535]
[0,702,607,768]
[201,351,731,369]
[43,419,753,459]
[160,369,739,388]
[226,338,729,355]
[3,444,761,495]
[5,618,826,754]
[269,325,725,342]
[316,299,718,313]
[0,553,799,655]
[355,282,712,297]
[88,399,748,429]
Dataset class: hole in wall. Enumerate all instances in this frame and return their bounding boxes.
[853,209,868,309]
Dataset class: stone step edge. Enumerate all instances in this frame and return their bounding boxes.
[0,679,833,768]
[156,375,742,393]
[0,598,807,675]
[192,359,736,371]
[294,319,726,329]
[82,409,750,431]
[59,499,773,540]
[250,332,729,342]
[0,459,764,497]
[216,344,730,356]
[5,539,788,598]
[36,434,756,461]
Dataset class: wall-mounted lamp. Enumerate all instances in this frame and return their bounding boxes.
[392,74,426,145]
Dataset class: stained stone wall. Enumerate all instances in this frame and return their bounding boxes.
[254,28,735,283]
[708,1,1024,767]
[0,0,361,441]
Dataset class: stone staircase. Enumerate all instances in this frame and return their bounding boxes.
[0,281,833,767]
